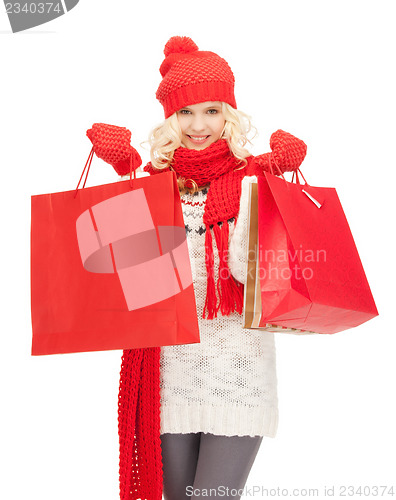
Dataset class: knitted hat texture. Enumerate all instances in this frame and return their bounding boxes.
[86,123,142,176]
[156,36,236,118]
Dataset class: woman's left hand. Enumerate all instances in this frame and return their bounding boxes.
[248,129,307,176]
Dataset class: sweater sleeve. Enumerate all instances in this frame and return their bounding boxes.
[228,176,257,285]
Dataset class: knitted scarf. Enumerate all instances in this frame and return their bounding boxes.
[145,139,249,319]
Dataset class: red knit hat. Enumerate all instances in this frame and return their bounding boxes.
[156,36,237,118]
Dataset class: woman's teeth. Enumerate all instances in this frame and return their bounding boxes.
[189,136,208,141]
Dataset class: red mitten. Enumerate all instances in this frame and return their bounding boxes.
[247,129,307,176]
[86,123,142,176]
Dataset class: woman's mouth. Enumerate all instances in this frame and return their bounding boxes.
[187,135,210,145]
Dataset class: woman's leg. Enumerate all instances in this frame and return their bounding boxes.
[160,432,201,500]
[190,433,263,499]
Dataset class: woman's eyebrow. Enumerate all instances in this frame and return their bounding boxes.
[205,104,222,110]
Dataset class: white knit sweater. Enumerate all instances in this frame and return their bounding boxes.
[160,177,278,438]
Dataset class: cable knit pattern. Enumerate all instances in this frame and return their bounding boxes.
[160,186,278,438]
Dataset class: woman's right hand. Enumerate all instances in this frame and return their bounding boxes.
[86,123,142,176]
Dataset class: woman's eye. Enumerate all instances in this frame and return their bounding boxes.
[179,109,192,115]
[207,109,218,114]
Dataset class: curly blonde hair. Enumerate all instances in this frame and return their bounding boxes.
[148,103,255,171]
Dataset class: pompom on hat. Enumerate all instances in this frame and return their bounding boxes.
[156,36,237,118]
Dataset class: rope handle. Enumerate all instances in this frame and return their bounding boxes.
[74,147,137,198]
[291,167,309,186]
[268,153,286,182]
[74,147,94,198]
[129,152,137,189]
[268,154,309,187]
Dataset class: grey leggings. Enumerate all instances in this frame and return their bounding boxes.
[160,432,263,500]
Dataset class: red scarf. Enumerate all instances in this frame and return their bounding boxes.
[145,139,251,319]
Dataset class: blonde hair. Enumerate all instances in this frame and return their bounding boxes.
[148,102,256,171]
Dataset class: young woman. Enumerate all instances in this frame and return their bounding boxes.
[117,36,307,500]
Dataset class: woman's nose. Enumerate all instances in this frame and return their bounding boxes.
[191,114,206,132]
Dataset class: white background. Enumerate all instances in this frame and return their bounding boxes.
[1,1,395,499]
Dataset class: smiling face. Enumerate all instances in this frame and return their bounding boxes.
[176,101,226,150]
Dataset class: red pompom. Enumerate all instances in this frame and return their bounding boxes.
[164,36,198,57]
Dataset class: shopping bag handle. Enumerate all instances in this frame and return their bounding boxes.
[128,155,137,188]
[74,147,137,198]
[74,147,94,197]
[268,153,310,187]
[291,167,309,186]
[269,154,322,207]
[268,153,286,181]
[292,168,323,208]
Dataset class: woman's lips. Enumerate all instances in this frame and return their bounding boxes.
[187,135,210,145]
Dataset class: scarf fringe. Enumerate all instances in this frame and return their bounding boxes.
[204,222,244,318]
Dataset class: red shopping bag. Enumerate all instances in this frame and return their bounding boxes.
[254,171,378,334]
[31,170,200,355]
